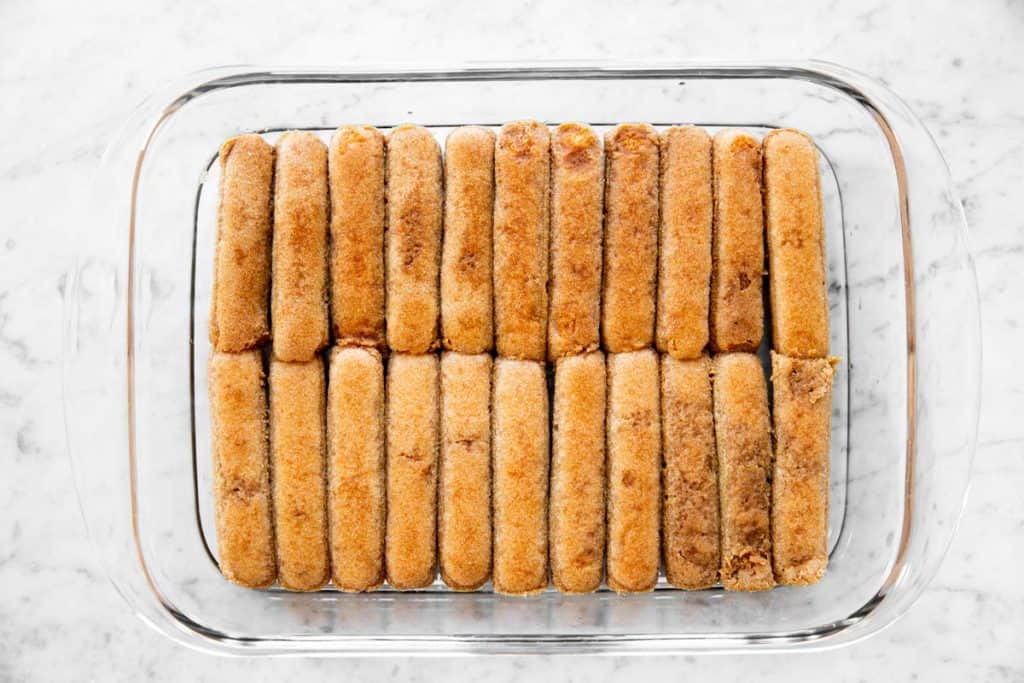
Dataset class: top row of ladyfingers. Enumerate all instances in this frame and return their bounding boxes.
[209,122,829,362]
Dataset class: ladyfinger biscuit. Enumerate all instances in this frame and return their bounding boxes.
[493,121,550,361]
[661,354,719,589]
[385,354,440,589]
[548,123,604,360]
[386,126,443,354]
[439,353,492,590]
[606,350,661,593]
[771,352,835,585]
[492,358,549,594]
[208,351,276,588]
[763,129,830,358]
[329,126,386,347]
[550,352,606,593]
[209,135,273,352]
[441,127,495,354]
[710,130,764,353]
[602,124,659,353]
[713,353,774,591]
[327,347,385,592]
[271,131,329,361]
[269,357,329,591]
[657,126,713,360]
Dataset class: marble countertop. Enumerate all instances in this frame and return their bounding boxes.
[2,0,1021,680]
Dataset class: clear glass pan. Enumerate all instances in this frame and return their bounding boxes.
[63,61,979,655]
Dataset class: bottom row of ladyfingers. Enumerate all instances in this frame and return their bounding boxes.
[209,348,835,594]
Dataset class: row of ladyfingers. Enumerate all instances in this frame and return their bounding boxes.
[208,347,834,593]
[209,122,828,362]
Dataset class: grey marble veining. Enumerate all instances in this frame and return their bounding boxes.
[1,0,1022,680]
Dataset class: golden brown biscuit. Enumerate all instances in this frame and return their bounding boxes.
[657,126,713,360]
[209,135,273,352]
[548,122,604,360]
[550,352,606,593]
[606,350,661,593]
[441,127,495,354]
[763,129,830,358]
[713,353,774,591]
[493,120,550,361]
[492,358,549,594]
[208,351,276,588]
[271,131,329,362]
[661,354,719,589]
[327,347,385,592]
[328,125,386,347]
[269,357,329,591]
[710,130,764,353]
[438,352,493,590]
[386,126,443,354]
[385,354,440,589]
[771,352,835,585]
[602,124,659,353]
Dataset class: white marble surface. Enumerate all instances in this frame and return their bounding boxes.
[1,0,1021,679]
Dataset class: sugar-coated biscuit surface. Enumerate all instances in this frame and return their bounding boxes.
[764,129,830,358]
[329,125,386,348]
[771,352,835,585]
[439,352,493,590]
[270,357,329,591]
[441,127,496,354]
[386,126,443,354]
[209,351,276,588]
[210,135,273,352]
[550,352,606,593]
[492,358,549,594]
[602,124,659,353]
[713,353,774,591]
[385,354,440,589]
[493,121,550,361]
[548,123,604,360]
[658,126,712,360]
[272,131,330,362]
[710,130,764,353]
[327,347,386,592]
[661,354,719,589]
[606,350,661,593]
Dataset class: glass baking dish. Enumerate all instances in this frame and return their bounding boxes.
[62,61,979,656]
